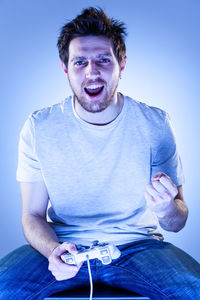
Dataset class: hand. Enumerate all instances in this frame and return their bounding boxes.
[48,242,82,281]
[145,172,178,219]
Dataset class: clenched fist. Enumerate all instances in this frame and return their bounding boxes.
[48,242,82,281]
[145,172,178,219]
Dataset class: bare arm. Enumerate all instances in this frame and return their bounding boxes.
[21,181,60,258]
[20,181,81,280]
[157,185,188,232]
[145,172,188,232]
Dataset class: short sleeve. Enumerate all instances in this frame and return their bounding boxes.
[16,116,44,182]
[151,112,185,186]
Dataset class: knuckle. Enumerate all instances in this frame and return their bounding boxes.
[152,180,158,186]
[53,272,64,281]
[146,184,152,190]
[163,192,171,201]
[51,271,56,278]
[48,265,52,271]
[146,186,154,195]
[48,256,56,265]
[48,264,56,273]
[56,276,62,281]
[63,241,70,246]
[63,241,74,249]
[48,256,53,263]
[157,195,163,202]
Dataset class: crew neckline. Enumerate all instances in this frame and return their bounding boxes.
[68,94,128,131]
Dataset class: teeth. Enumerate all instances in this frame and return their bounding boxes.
[86,84,103,90]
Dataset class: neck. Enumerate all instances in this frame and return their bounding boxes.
[74,93,124,126]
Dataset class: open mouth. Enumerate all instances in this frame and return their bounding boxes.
[84,84,104,97]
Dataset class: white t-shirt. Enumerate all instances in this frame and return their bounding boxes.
[17,95,184,246]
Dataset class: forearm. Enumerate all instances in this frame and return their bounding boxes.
[22,214,60,258]
[158,198,188,232]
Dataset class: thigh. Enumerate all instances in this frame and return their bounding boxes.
[0,245,90,300]
[99,239,200,300]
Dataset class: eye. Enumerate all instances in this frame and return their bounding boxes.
[99,58,110,63]
[74,61,86,66]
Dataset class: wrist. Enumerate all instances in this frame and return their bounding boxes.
[48,242,61,258]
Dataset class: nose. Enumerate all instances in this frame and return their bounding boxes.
[85,60,100,79]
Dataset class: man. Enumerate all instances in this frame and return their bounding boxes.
[0,7,200,300]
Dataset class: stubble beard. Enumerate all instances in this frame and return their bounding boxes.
[69,78,120,113]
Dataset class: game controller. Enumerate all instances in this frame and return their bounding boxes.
[61,241,121,266]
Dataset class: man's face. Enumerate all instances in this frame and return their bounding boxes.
[65,35,124,113]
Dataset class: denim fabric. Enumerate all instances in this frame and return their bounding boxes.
[0,240,200,299]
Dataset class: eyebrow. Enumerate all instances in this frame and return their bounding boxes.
[96,53,112,58]
[71,53,112,62]
[71,56,86,63]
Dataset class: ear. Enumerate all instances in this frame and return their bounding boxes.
[119,57,126,75]
[60,61,68,74]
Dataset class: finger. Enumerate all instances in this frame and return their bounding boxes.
[159,176,178,198]
[145,190,165,207]
[48,260,79,271]
[146,184,162,201]
[50,264,79,281]
[57,262,79,272]
[152,172,167,181]
[52,267,78,281]
[49,255,79,272]
[152,180,167,194]
[53,242,78,257]
[49,242,78,269]
[145,191,155,207]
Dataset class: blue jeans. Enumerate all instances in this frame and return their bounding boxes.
[0,239,200,299]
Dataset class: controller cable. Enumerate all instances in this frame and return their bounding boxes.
[86,255,93,300]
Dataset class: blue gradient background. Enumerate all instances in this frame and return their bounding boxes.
[0,0,199,262]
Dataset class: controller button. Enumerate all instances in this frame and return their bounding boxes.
[100,250,108,255]
[66,258,74,264]
[102,256,111,264]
